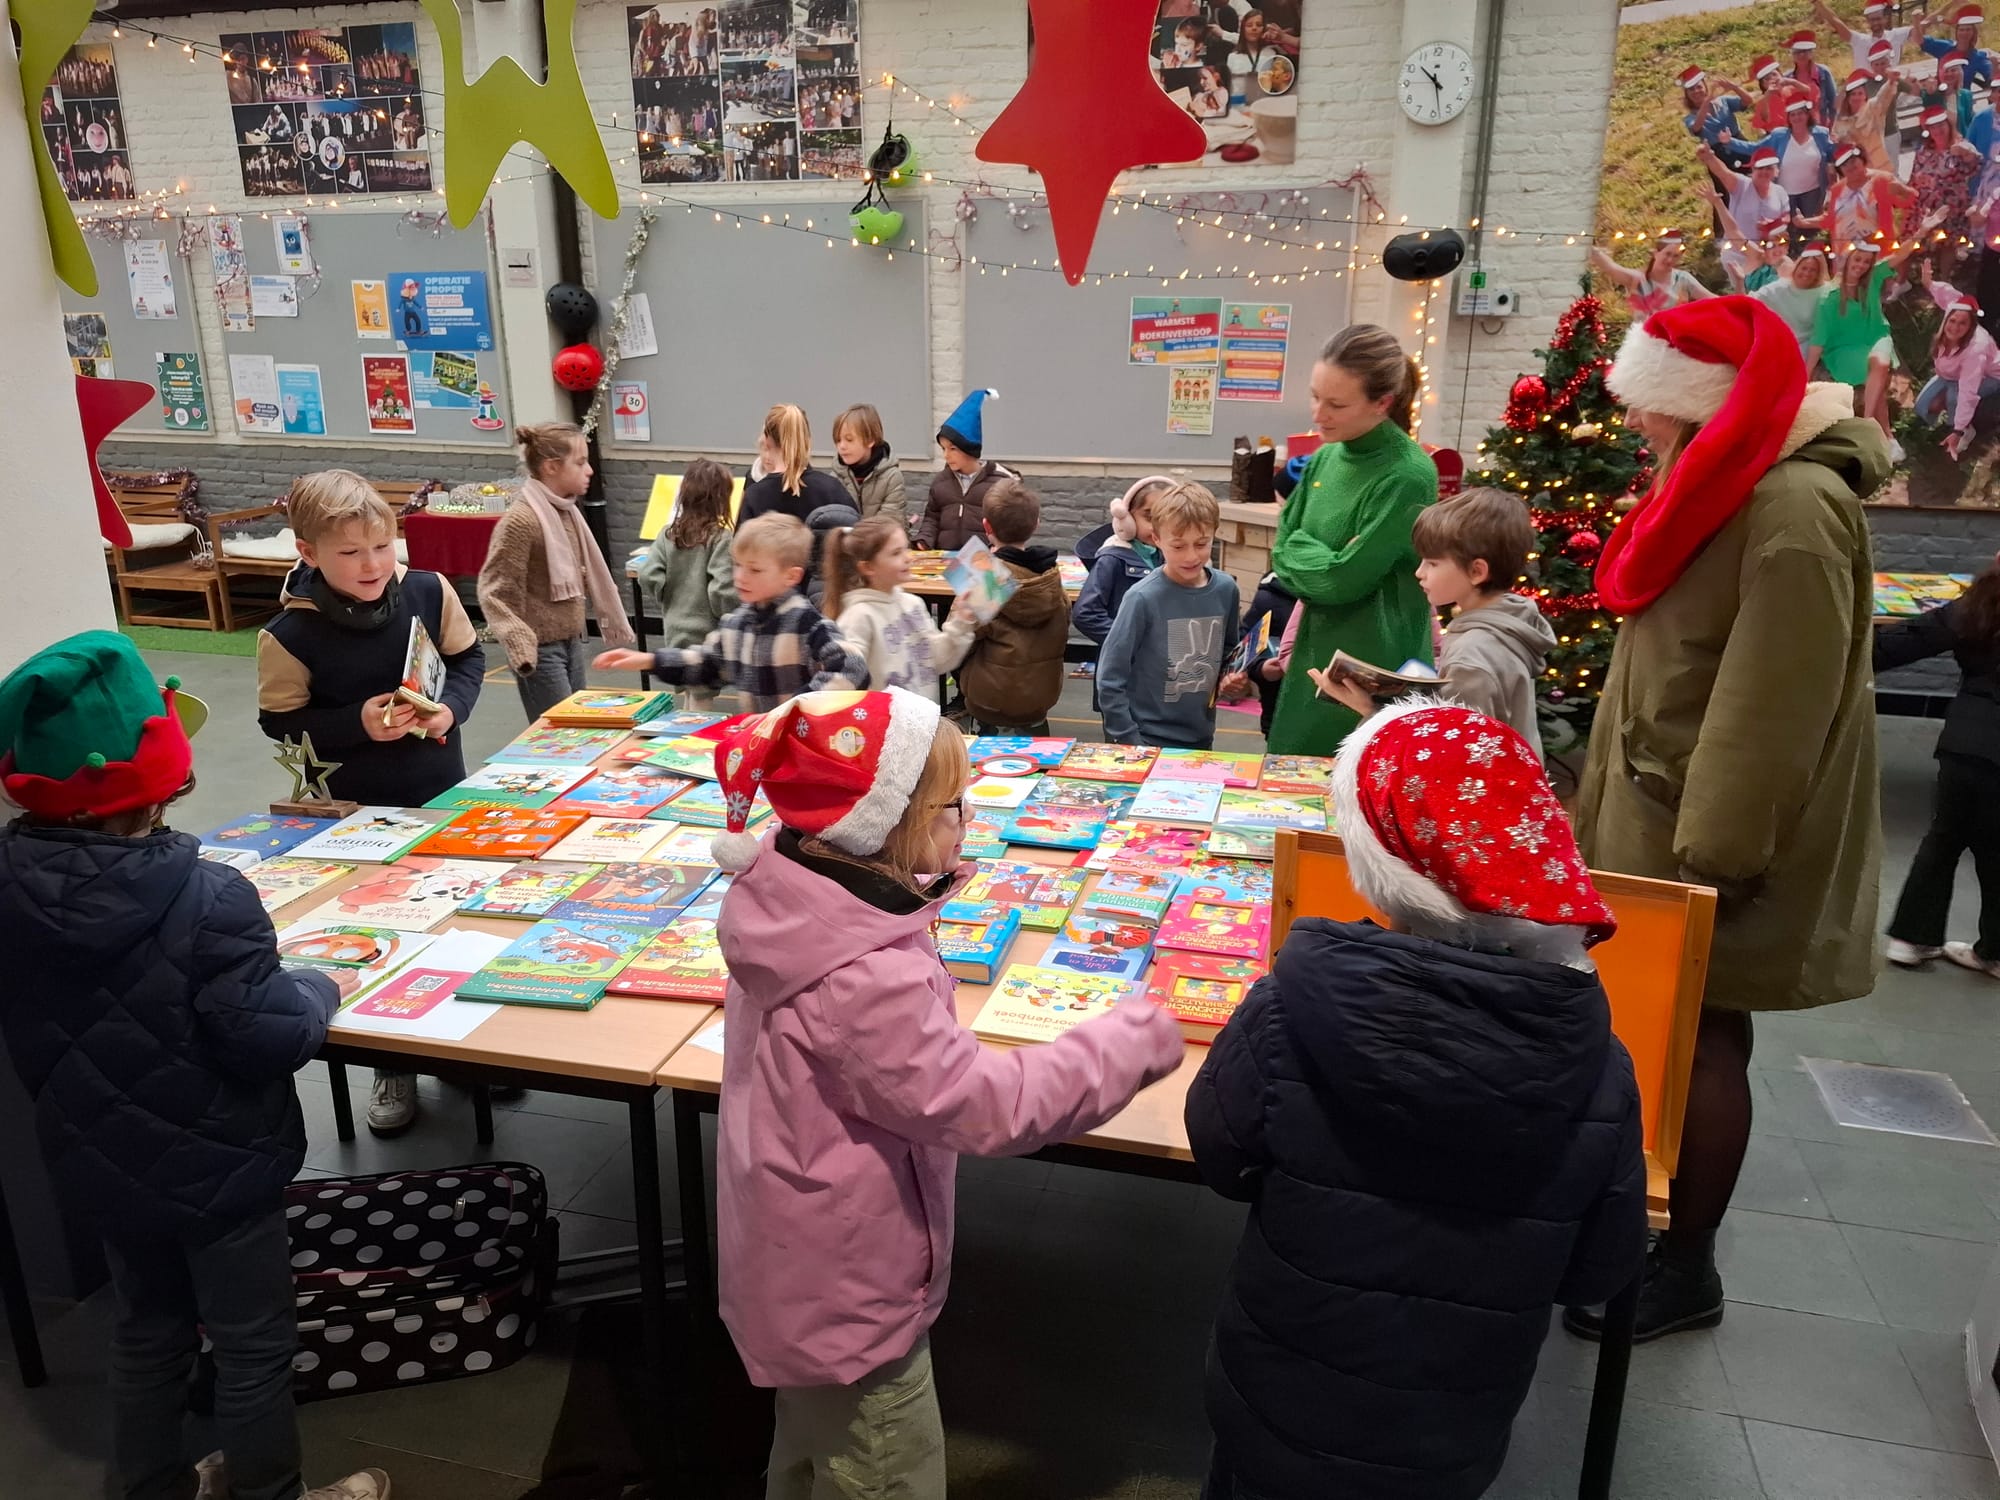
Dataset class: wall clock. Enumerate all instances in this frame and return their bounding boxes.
[1401,42,1474,125]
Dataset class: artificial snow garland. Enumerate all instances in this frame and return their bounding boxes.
[582,206,659,440]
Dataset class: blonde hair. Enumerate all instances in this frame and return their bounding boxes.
[821,515,904,618]
[732,512,811,573]
[1411,487,1535,593]
[807,719,971,893]
[831,403,885,451]
[1149,480,1221,541]
[288,469,396,543]
[517,421,585,479]
[1319,324,1419,435]
[763,403,811,494]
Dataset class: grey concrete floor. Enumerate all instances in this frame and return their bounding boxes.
[4,649,2000,1498]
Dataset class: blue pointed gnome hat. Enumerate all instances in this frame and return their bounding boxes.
[938,388,997,459]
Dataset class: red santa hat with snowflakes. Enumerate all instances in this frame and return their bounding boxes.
[1331,700,1615,965]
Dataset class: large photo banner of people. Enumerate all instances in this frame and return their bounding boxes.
[626,0,861,185]
[1601,1,2000,506]
[218,25,431,198]
[42,43,134,202]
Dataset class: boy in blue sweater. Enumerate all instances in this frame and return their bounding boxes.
[0,632,384,1500]
[1097,481,1239,749]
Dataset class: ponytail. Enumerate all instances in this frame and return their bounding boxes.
[763,403,811,495]
[822,525,854,619]
[1389,355,1421,435]
[1318,324,1417,436]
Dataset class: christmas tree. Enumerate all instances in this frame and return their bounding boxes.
[1474,280,1648,751]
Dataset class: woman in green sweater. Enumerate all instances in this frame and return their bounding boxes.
[1267,326,1438,754]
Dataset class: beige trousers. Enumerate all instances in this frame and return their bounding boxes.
[765,1336,946,1500]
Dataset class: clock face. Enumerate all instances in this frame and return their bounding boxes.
[1400,42,1474,125]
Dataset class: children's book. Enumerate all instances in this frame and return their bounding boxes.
[1152,749,1263,787]
[643,828,721,866]
[1204,825,1277,862]
[970,964,1135,1046]
[337,929,512,1042]
[417,808,588,861]
[395,616,447,716]
[635,737,721,780]
[1082,822,1209,874]
[944,534,1019,624]
[932,899,1022,984]
[488,725,632,766]
[678,872,733,920]
[1059,742,1159,784]
[965,774,1041,812]
[1025,777,1138,816]
[968,735,1074,769]
[549,766,694,818]
[289,808,442,864]
[291,858,505,933]
[249,858,355,914]
[906,549,952,586]
[1037,935,1151,982]
[607,916,729,1000]
[999,806,1108,852]
[630,709,730,739]
[1080,867,1183,925]
[1059,553,1087,591]
[545,816,677,865]
[1157,895,1270,961]
[960,814,1010,861]
[197,813,334,859]
[1127,778,1224,826]
[423,762,590,813]
[1182,858,1275,906]
[1873,571,1974,617]
[542,689,675,728]
[549,861,715,925]
[1048,912,1155,979]
[1324,650,1442,698]
[457,860,602,919]
[199,846,265,872]
[1256,755,1334,797]
[274,923,435,1001]
[455,918,653,1009]
[958,860,1089,930]
[664,779,770,829]
[1225,614,1275,680]
[1215,789,1326,833]
[1145,952,1266,1042]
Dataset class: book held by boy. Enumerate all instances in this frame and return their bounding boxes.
[291,857,505,933]
[607,915,729,1000]
[248,858,356,913]
[1058,742,1159,784]
[541,688,675,728]
[455,918,654,1009]
[549,765,693,818]
[274,923,436,1001]
[970,964,1135,1046]
[944,535,1019,624]
[197,813,335,859]
[549,862,715,925]
[1145,951,1265,1042]
[1127,778,1224,826]
[335,929,513,1043]
[958,860,1088,929]
[457,860,602,919]
[423,762,591,812]
[1215,789,1327,833]
[545,816,678,864]
[933,899,1023,984]
[288,808,442,864]
[395,616,448,718]
[416,808,589,860]
[1158,893,1270,961]
[488,724,632,766]
[1323,650,1442,698]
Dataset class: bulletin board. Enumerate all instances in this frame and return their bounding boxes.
[58,209,513,445]
[961,187,1356,465]
[588,200,930,456]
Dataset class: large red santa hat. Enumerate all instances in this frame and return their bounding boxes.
[1601,296,1808,615]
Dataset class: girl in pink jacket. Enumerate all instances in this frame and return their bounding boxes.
[1917,262,2000,457]
[704,686,1185,1495]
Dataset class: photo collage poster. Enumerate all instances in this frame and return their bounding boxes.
[42,43,134,202]
[219,25,431,198]
[626,0,862,185]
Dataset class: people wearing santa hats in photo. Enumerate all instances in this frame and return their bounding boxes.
[1919,1,1994,85]
[1697,140,1791,257]
[700,686,1184,1485]
[1752,235,1834,349]
[1586,229,1716,325]
[1748,51,1812,136]
[1676,62,1756,169]
[1807,238,1926,454]
[1568,297,1884,1344]
[1768,92,1837,226]
[1796,140,1916,254]
[1930,48,1979,134]
[1832,63,1901,173]
[1907,101,1981,280]
[1785,26,1839,123]
[1814,0,1913,72]
[1187,698,1645,1496]
[1916,261,2000,455]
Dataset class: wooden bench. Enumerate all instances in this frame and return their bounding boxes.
[106,470,226,631]
[206,479,442,632]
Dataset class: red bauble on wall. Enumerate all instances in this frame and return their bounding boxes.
[552,343,605,392]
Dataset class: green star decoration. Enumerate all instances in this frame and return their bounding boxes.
[17,0,102,295]
[274,733,343,804]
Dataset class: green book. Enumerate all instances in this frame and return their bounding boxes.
[454,918,653,1009]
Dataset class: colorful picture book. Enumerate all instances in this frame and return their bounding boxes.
[1049,912,1155,979]
[968,735,1074,768]
[1146,952,1265,1042]
[1080,868,1183,926]
[289,808,441,864]
[1324,650,1442,698]
[958,860,1089,929]
[198,847,264,872]
[274,923,434,1001]
[1158,895,1270,961]
[549,766,693,818]
[424,762,591,812]
[1182,859,1274,906]
[1874,571,1973,618]
[545,816,678,865]
[1225,613,1275,680]
[1153,749,1262,787]
[965,774,1041,811]
[248,858,355,913]
[635,737,721,780]
[630,709,731,739]
[970,964,1134,1046]
[1257,755,1335,797]
[644,828,720,866]
[664,779,769,829]
[933,899,1022,984]
[999,806,1108,851]
[291,857,504,933]
[455,918,653,1009]
[1059,742,1159,784]
[1038,935,1151,982]
[679,873,733,920]
[489,724,632,766]
[1082,822,1209,874]
[1025,777,1137,816]
[607,917,729,1001]
[1204,826,1277,861]
[336,930,513,1043]
[396,616,447,716]
[550,862,715,925]
[1127,778,1224,825]
[960,814,1010,862]
[944,534,1019,624]
[196,813,333,859]
[542,689,675,728]
[417,808,588,860]
[457,861,603,919]
[1215,789,1327,833]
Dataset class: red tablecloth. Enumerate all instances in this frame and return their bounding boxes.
[402,510,501,577]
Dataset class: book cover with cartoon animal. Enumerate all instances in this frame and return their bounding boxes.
[1145,951,1265,1041]
[455,918,653,1008]
[489,724,633,766]
[606,916,729,1000]
[415,808,589,860]
[998,806,1108,852]
[1215,789,1327,833]
[291,857,504,933]
[932,899,1022,984]
[1024,777,1138,816]
[633,736,721,780]
[967,735,1074,768]
[1056,742,1159,784]
[273,923,435,1001]
[423,762,591,812]
[541,689,675,728]
[248,858,356,914]
[549,765,694,818]
[1157,895,1270,960]
[957,860,1088,929]
[457,861,603,919]
[288,808,442,864]
[1126,778,1224,826]
[1080,867,1183,926]
[970,964,1135,1046]
[1256,755,1334,797]
[549,862,715,925]
[545,816,678,865]
[1081,822,1208,874]
[1180,857,1274,907]
[1152,749,1262,787]
[197,812,334,857]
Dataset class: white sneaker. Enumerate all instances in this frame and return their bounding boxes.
[366,1071,418,1137]
[195,1451,228,1500]
[1889,436,1907,463]
[1945,941,2000,979]
[305,1470,390,1500]
[1887,938,1944,968]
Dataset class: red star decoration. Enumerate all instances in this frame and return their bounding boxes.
[978,0,1205,284]
[76,374,154,549]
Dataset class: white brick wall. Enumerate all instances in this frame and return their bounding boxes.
[82,0,1616,467]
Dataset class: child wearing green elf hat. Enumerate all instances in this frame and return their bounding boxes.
[0,631,387,1500]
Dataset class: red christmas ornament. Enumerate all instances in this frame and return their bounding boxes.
[1567,529,1603,557]
[1511,374,1547,410]
[552,343,605,392]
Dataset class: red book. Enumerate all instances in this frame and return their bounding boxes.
[1145,951,1265,1043]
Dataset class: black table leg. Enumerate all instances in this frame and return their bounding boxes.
[630,573,652,692]
[672,1089,717,1492]
[630,1092,669,1386]
[327,1061,354,1142]
[471,1084,495,1147]
[0,1174,46,1388]
[1576,1270,1642,1500]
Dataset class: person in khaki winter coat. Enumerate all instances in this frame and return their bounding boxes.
[958,482,1069,733]
[1564,297,1884,1348]
[830,404,911,527]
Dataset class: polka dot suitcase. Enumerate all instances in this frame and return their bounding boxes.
[283,1162,558,1401]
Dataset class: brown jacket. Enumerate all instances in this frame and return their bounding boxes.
[476,505,585,672]
[959,546,1068,727]
[917,461,1016,552]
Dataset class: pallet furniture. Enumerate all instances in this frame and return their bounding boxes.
[106,470,226,631]
[205,480,437,632]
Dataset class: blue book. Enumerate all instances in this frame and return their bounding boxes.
[1039,934,1151,982]
[197,813,335,858]
[934,899,1022,984]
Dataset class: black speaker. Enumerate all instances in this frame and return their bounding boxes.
[545,282,599,339]
[1383,228,1466,282]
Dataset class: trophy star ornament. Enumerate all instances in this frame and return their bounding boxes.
[274,732,344,805]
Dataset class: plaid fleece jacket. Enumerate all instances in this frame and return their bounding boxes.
[647,589,869,711]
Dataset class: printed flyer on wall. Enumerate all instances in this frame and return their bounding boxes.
[1218,302,1290,401]
[64,313,111,378]
[124,239,177,319]
[389,271,494,351]
[351,279,391,339]
[1166,368,1217,436]
[612,381,650,442]
[615,293,659,359]
[249,275,298,318]
[276,364,326,435]
[208,214,252,331]
[230,354,282,434]
[154,352,209,432]
[411,351,478,409]
[363,355,416,434]
[1129,296,1221,366]
[272,213,314,275]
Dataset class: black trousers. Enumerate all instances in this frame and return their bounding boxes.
[1242,581,1298,740]
[1888,750,2000,960]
